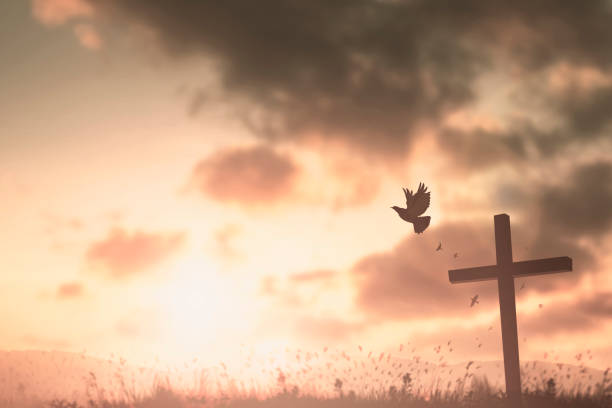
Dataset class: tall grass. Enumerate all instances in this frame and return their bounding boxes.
[1,367,610,408]
[1,348,610,408]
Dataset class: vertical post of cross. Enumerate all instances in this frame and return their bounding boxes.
[494,214,522,406]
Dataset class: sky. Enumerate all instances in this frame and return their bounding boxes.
[1,0,612,373]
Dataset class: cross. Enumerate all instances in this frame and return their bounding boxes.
[448,214,572,407]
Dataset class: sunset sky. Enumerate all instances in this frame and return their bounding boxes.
[1,0,612,372]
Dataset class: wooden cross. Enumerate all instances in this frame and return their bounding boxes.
[448,214,572,407]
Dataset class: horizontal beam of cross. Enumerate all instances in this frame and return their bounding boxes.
[449,256,572,283]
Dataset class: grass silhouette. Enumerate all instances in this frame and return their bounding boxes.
[2,366,611,408]
[1,348,610,407]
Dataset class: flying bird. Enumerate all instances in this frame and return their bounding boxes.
[436,242,442,251]
[392,183,431,234]
[470,295,479,307]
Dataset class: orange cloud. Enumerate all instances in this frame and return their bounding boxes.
[352,221,501,320]
[31,0,92,26]
[56,282,83,299]
[191,145,298,206]
[289,269,335,284]
[212,224,243,263]
[73,23,103,50]
[86,228,185,278]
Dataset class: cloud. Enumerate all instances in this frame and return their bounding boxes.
[59,0,612,167]
[191,145,298,205]
[324,155,381,210]
[32,0,92,26]
[73,23,102,49]
[289,269,336,284]
[86,227,185,278]
[485,161,610,288]
[211,224,244,263]
[351,215,596,321]
[78,0,485,157]
[438,123,532,171]
[519,291,612,337]
[259,269,339,311]
[536,161,612,240]
[259,275,279,296]
[56,282,84,299]
[351,221,500,320]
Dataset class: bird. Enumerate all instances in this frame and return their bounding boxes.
[470,295,479,307]
[391,183,431,234]
[436,242,442,251]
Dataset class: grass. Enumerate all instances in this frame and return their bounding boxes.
[1,349,610,408]
[1,370,610,408]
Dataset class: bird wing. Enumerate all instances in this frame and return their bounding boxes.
[404,183,430,216]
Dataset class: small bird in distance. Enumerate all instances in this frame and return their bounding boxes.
[392,183,431,234]
[470,295,479,307]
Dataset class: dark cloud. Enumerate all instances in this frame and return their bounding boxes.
[191,145,298,205]
[489,161,610,288]
[351,221,500,320]
[555,83,612,138]
[86,0,486,157]
[352,214,597,320]
[78,0,612,163]
[438,120,542,171]
[519,291,612,337]
[56,282,84,299]
[537,161,612,240]
[86,227,185,278]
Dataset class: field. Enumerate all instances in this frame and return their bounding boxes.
[10,378,612,408]
[1,351,610,408]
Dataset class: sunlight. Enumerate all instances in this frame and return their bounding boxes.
[156,253,226,350]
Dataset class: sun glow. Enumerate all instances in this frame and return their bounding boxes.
[153,250,252,362]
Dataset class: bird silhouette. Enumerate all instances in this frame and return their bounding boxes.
[470,295,479,307]
[436,242,442,251]
[391,183,431,234]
